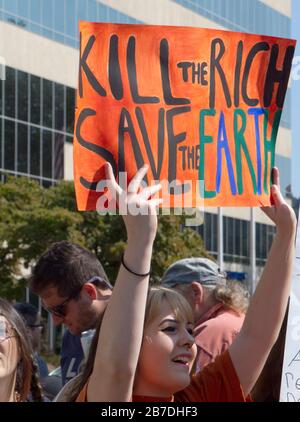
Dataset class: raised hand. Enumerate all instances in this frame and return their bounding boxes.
[261,167,296,233]
[87,164,162,402]
[104,162,162,243]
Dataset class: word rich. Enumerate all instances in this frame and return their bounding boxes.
[78,34,294,108]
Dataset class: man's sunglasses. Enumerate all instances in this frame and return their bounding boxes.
[43,276,112,318]
[43,294,76,318]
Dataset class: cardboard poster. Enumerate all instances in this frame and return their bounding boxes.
[280,205,300,402]
[74,22,295,210]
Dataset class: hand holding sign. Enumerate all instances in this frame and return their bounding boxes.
[261,167,296,233]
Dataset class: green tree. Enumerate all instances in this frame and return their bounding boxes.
[0,176,210,298]
[0,177,84,298]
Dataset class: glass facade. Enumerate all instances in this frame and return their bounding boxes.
[0,1,140,187]
[198,213,276,267]
[255,222,276,266]
[173,0,290,37]
[0,66,75,185]
[0,0,141,49]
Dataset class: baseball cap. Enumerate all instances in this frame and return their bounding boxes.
[161,258,226,288]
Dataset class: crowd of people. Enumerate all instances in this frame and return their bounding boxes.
[0,164,297,402]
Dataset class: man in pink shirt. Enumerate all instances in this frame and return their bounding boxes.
[161,258,249,371]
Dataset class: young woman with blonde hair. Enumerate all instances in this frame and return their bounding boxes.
[62,164,296,402]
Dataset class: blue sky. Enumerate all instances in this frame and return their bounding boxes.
[292,0,300,198]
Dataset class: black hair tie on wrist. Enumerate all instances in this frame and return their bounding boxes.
[121,253,151,277]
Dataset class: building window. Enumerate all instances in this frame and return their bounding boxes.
[17,70,28,122]
[242,220,249,257]
[0,0,142,48]
[41,0,53,29]
[174,197,273,269]
[0,79,3,115]
[66,87,75,134]
[65,0,76,39]
[4,0,17,15]
[256,222,276,266]
[17,122,28,173]
[54,82,65,131]
[0,118,2,168]
[4,119,15,171]
[197,212,218,257]
[223,215,250,265]
[1,66,71,184]
[30,0,41,25]
[5,67,15,118]
[42,79,53,128]
[30,74,41,125]
[30,126,40,176]
[54,132,64,179]
[42,129,52,179]
[54,0,64,34]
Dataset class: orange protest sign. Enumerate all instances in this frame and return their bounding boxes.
[74,22,295,211]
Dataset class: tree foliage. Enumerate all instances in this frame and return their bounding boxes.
[0,176,210,299]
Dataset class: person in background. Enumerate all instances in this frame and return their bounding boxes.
[14,302,48,378]
[29,241,112,385]
[161,258,248,370]
[0,298,43,402]
[60,327,96,385]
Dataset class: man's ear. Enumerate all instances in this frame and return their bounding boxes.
[82,283,98,300]
[190,282,204,304]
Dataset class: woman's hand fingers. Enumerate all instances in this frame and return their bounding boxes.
[149,198,163,206]
[261,167,296,230]
[128,165,149,194]
[140,183,162,200]
[270,184,284,208]
[105,162,122,197]
[271,167,280,189]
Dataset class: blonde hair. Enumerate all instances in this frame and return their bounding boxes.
[144,286,194,328]
[62,286,195,402]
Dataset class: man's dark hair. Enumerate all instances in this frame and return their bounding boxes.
[14,302,38,326]
[29,241,110,297]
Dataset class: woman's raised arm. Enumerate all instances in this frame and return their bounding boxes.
[229,168,297,395]
[87,163,161,402]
